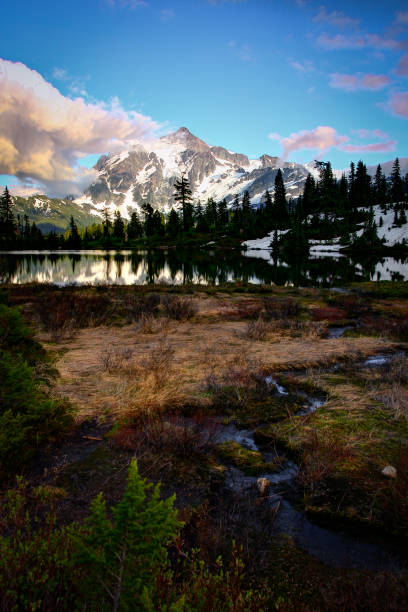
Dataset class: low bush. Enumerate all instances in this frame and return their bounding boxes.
[34,292,114,339]
[160,294,198,320]
[262,297,301,320]
[0,460,268,611]
[0,305,72,477]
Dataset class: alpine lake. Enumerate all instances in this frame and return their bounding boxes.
[1,247,407,286]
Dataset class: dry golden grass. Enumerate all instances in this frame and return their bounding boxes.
[49,297,398,421]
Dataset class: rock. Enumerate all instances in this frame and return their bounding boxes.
[381,465,397,479]
[257,477,271,496]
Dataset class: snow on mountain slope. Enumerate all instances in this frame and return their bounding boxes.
[74,127,310,219]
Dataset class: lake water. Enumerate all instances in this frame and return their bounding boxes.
[0,249,407,286]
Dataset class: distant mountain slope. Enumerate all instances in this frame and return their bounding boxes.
[12,195,102,233]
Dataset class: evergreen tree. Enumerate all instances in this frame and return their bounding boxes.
[354,160,371,207]
[174,174,193,231]
[391,157,404,204]
[231,194,242,235]
[127,212,143,240]
[141,202,155,237]
[152,210,165,236]
[348,161,356,207]
[113,211,125,241]
[67,216,81,248]
[166,208,181,237]
[273,169,290,228]
[302,174,317,217]
[241,191,254,234]
[102,207,112,238]
[76,459,182,610]
[204,198,218,231]
[315,161,337,210]
[194,202,209,233]
[374,164,387,208]
[217,198,229,229]
[0,186,16,243]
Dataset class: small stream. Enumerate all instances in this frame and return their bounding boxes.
[217,423,402,571]
[212,344,407,571]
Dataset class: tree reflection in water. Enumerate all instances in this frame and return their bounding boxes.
[0,250,406,287]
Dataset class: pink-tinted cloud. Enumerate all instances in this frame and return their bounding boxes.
[387,91,408,117]
[0,58,160,197]
[278,125,397,158]
[280,126,349,158]
[396,53,408,76]
[339,141,397,153]
[314,6,359,29]
[329,72,391,91]
[317,32,404,50]
[268,132,281,141]
[396,11,408,25]
[362,74,391,89]
[352,128,389,140]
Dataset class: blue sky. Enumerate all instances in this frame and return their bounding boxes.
[0,0,407,196]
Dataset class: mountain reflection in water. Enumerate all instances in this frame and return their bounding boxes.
[0,249,407,287]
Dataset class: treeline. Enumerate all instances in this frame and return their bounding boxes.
[1,158,408,251]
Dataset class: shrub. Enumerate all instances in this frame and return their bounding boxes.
[0,460,267,610]
[244,318,271,341]
[0,303,46,364]
[161,295,198,320]
[33,292,113,339]
[0,305,72,477]
[262,297,301,320]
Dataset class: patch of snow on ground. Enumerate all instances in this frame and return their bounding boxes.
[371,205,407,247]
[242,230,289,251]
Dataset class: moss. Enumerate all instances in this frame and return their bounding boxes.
[216,441,281,475]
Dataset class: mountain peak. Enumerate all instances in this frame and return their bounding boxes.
[175,126,193,137]
[161,126,209,152]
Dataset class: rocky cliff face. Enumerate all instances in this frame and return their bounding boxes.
[76,127,310,219]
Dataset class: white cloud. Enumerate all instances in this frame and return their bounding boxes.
[0,58,161,197]
[289,59,315,73]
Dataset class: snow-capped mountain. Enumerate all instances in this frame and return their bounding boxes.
[12,126,408,232]
[75,127,311,219]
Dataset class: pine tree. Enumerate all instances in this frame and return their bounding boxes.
[217,198,229,229]
[127,212,143,240]
[354,160,371,207]
[348,161,356,207]
[0,186,16,242]
[302,174,316,217]
[231,194,242,235]
[68,216,81,248]
[76,459,182,610]
[152,210,165,236]
[102,207,112,238]
[166,208,181,237]
[174,174,193,231]
[391,157,404,204]
[141,202,155,237]
[274,169,290,228]
[113,211,125,241]
[204,198,218,231]
[241,191,253,234]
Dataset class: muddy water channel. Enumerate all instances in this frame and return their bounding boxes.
[210,344,407,572]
